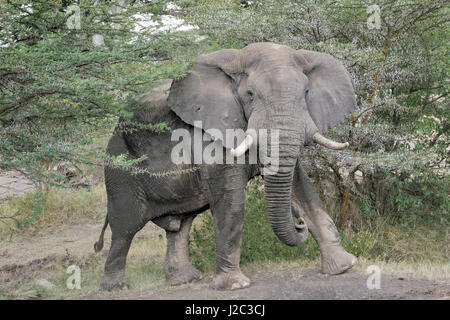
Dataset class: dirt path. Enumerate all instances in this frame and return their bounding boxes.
[121,267,449,300]
[1,221,448,300]
[0,171,35,199]
[0,223,106,269]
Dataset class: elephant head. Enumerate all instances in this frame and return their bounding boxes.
[168,42,356,247]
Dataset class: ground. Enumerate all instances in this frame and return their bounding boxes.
[0,171,35,198]
[1,220,448,300]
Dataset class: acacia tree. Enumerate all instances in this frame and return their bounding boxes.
[0,0,200,187]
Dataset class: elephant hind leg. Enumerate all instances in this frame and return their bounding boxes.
[101,236,134,290]
[100,193,147,290]
[162,215,203,286]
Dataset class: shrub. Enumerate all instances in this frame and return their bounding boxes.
[347,168,449,262]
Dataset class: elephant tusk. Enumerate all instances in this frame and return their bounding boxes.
[312,132,349,150]
[230,135,254,157]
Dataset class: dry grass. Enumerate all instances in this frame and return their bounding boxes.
[0,184,107,240]
[355,257,450,281]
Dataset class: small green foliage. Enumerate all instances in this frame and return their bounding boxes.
[340,228,377,258]
[189,213,216,272]
[357,168,449,227]
[346,168,449,261]
[22,188,43,227]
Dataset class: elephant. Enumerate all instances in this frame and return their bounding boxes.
[94,42,358,291]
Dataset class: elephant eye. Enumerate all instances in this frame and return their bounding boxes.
[247,90,254,101]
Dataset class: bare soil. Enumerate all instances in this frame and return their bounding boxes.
[1,220,448,300]
[0,171,35,199]
[125,267,449,300]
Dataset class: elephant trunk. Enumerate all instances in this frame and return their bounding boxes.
[262,126,309,247]
[264,169,309,246]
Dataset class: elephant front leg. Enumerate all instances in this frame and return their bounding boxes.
[292,161,357,275]
[204,167,250,290]
[211,192,250,290]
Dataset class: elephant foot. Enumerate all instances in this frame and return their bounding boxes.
[320,244,357,275]
[165,264,203,286]
[100,272,130,291]
[211,270,250,291]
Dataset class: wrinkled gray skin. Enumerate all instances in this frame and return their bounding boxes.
[96,43,357,291]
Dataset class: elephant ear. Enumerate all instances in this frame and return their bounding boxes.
[167,49,246,149]
[296,50,356,133]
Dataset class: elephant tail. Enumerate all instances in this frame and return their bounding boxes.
[94,215,109,252]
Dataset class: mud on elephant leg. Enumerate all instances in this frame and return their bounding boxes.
[204,167,250,290]
[211,195,250,291]
[100,191,147,291]
[292,161,357,275]
[161,215,203,286]
[100,236,134,290]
